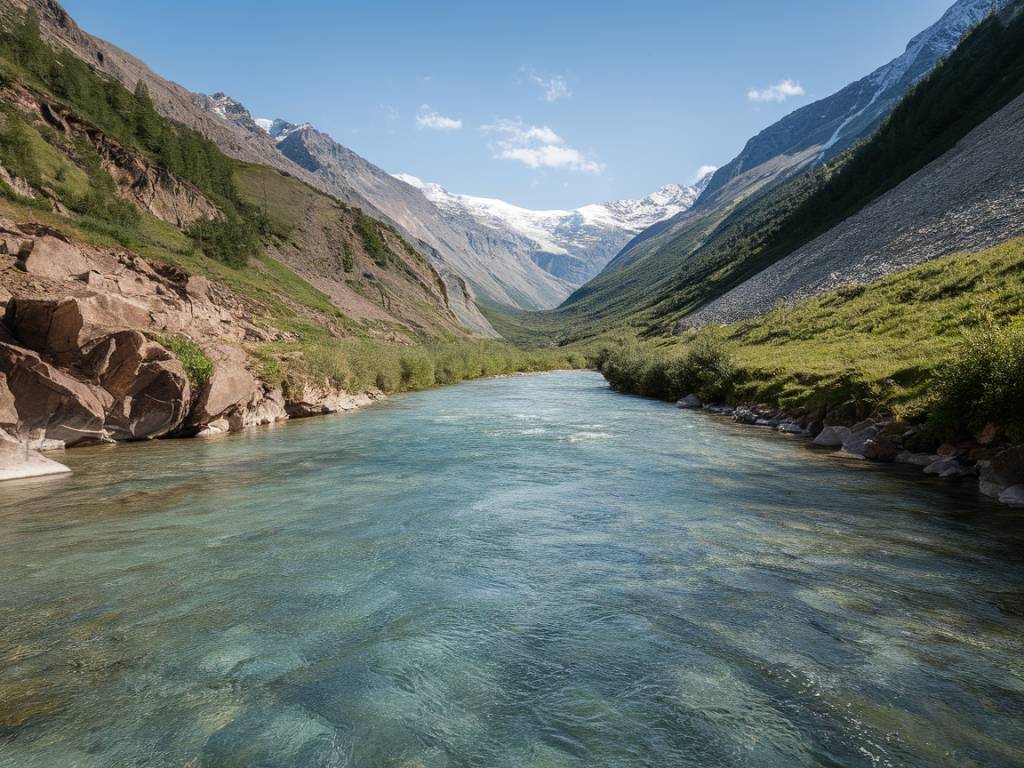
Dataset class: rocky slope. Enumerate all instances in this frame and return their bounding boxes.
[0,0,494,335]
[394,174,704,287]
[686,92,1024,327]
[0,220,381,471]
[700,0,1014,203]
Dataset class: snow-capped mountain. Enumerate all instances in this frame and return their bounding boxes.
[703,0,1013,201]
[393,175,708,285]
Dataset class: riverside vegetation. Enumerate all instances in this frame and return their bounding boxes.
[597,236,1024,455]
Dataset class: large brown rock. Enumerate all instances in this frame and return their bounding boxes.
[16,235,91,281]
[0,341,111,446]
[6,292,152,360]
[84,331,190,440]
[191,344,260,429]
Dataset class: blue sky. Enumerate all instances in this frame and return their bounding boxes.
[62,0,953,209]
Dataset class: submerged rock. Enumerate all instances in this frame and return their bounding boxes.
[676,394,702,410]
[924,458,971,479]
[0,429,71,482]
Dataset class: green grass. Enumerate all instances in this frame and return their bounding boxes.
[596,237,1024,437]
[253,335,593,400]
[154,334,214,388]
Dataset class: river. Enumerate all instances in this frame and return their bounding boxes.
[1,371,1023,767]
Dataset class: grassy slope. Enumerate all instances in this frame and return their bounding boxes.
[607,237,1024,434]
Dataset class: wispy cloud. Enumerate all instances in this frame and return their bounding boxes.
[416,105,462,131]
[747,80,805,103]
[482,118,602,173]
[527,70,572,102]
[694,164,718,182]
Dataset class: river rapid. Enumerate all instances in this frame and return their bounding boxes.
[1,371,1022,767]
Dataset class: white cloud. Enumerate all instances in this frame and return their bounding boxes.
[530,72,571,102]
[482,118,603,174]
[747,80,805,103]
[694,164,718,182]
[416,105,462,131]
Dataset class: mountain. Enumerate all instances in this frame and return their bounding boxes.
[3,0,496,335]
[393,175,706,287]
[496,0,1024,346]
[700,0,1014,205]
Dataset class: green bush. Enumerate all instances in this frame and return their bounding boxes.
[155,334,214,388]
[930,323,1024,440]
[600,335,738,402]
[353,211,391,267]
[188,215,259,268]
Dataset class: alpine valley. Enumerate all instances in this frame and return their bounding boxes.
[2,0,1024,762]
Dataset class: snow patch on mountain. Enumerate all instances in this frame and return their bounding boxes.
[393,174,706,259]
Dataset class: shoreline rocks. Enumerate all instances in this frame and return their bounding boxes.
[680,396,1024,509]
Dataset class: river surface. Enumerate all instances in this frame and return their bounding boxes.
[1,371,1023,767]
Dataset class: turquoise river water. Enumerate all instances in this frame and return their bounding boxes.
[1,371,1023,767]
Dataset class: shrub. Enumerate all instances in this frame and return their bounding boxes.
[930,323,1024,440]
[188,215,259,268]
[600,335,737,402]
[155,335,214,388]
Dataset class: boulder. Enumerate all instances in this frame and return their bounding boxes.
[16,235,91,281]
[676,394,702,410]
[0,434,71,482]
[978,447,1024,498]
[849,419,876,434]
[842,425,880,457]
[813,425,850,447]
[733,408,760,425]
[998,485,1024,508]
[185,274,211,301]
[190,344,288,434]
[6,292,151,360]
[0,341,111,446]
[84,331,191,440]
[862,437,900,462]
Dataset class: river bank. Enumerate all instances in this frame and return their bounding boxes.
[657,390,1024,509]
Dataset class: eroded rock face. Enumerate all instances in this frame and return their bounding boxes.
[0,341,111,446]
[84,331,190,440]
[6,292,152,361]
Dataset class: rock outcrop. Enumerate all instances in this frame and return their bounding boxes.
[0,340,111,446]
[0,219,376,480]
[83,331,190,440]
